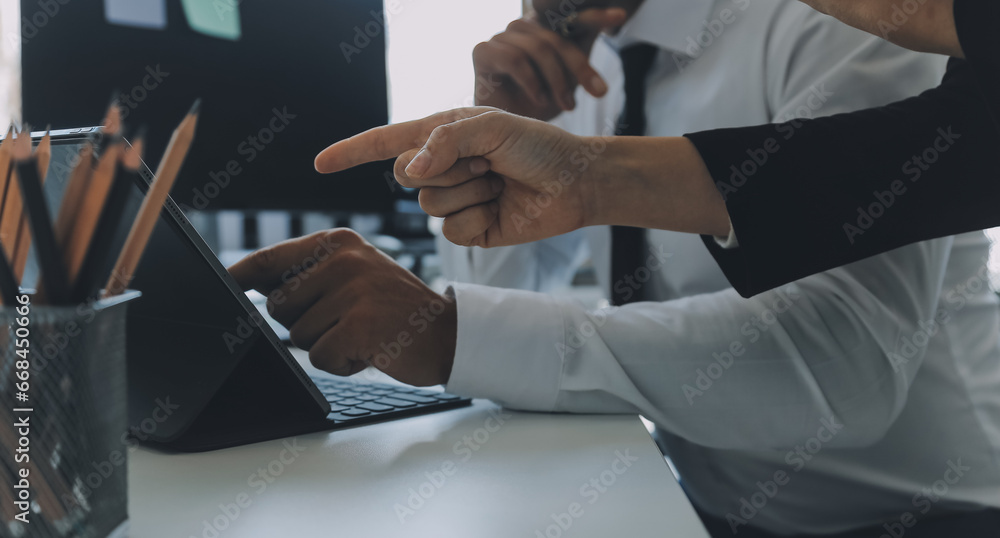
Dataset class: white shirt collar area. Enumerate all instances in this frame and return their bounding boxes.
[602,0,716,55]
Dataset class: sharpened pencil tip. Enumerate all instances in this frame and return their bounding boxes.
[189,98,202,116]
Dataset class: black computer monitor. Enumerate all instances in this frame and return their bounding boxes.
[21,0,393,212]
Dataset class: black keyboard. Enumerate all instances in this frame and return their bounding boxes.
[311,377,470,424]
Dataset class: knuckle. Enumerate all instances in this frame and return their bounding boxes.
[444,108,471,124]
[335,248,370,271]
[428,124,451,147]
[472,41,491,59]
[506,19,527,32]
[324,227,361,247]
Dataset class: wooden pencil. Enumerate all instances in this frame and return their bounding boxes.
[0,242,17,305]
[5,129,32,280]
[14,138,68,304]
[35,127,51,179]
[91,96,122,156]
[52,142,94,251]
[63,138,123,289]
[0,127,21,263]
[0,125,15,225]
[104,100,200,297]
[72,134,143,301]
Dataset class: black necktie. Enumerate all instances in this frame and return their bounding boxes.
[610,44,657,306]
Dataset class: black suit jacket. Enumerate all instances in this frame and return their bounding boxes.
[684,0,999,297]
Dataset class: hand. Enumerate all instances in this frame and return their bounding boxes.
[474,8,626,120]
[316,108,599,248]
[228,229,457,386]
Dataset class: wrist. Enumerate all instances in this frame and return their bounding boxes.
[582,136,731,236]
[580,134,646,228]
[436,291,458,385]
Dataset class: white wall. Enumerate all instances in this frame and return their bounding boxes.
[385,0,522,123]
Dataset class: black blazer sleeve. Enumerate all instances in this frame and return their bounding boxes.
[685,0,1000,298]
[686,62,998,298]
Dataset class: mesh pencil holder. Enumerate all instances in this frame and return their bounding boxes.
[0,291,140,538]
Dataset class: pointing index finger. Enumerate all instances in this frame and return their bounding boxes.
[314,107,495,174]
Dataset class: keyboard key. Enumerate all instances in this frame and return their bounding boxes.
[376,397,417,408]
[337,391,361,398]
[340,409,371,417]
[356,394,381,401]
[359,403,393,413]
[337,399,364,406]
[389,393,437,404]
[434,394,462,401]
[328,405,350,413]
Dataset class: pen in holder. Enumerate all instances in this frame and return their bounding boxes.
[0,290,140,538]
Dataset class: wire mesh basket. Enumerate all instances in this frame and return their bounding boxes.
[0,291,139,538]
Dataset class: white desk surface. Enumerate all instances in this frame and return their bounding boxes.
[127,351,709,538]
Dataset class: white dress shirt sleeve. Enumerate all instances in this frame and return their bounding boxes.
[764,6,945,121]
[447,238,952,450]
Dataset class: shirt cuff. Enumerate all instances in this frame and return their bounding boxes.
[713,219,739,249]
[444,283,566,411]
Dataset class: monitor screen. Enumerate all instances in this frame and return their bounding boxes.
[21,0,393,212]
